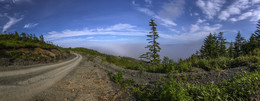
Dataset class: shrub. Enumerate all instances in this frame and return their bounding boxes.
[8,50,24,58]
[232,56,249,67]
[160,78,192,101]
[176,62,192,72]
[110,71,123,83]
[132,70,260,101]
[131,84,159,101]
[197,59,211,71]
[215,57,230,69]
[122,78,135,89]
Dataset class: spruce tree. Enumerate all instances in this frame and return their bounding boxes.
[141,19,161,65]
[228,42,234,58]
[200,33,217,58]
[14,31,19,40]
[21,32,26,41]
[234,31,245,57]
[39,35,44,43]
[253,20,260,48]
[217,32,227,56]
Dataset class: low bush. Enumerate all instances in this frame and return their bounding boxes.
[197,59,210,71]
[132,70,260,101]
[110,71,123,83]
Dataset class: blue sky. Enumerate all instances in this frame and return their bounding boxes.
[1,0,260,59]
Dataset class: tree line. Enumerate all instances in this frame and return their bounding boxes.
[199,20,260,59]
[0,32,54,44]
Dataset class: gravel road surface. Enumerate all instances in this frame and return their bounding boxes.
[0,53,82,101]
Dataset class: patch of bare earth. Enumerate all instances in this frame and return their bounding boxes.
[31,57,127,101]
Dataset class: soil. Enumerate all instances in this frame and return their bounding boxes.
[31,57,129,101]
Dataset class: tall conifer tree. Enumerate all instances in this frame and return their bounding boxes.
[228,42,234,58]
[140,19,161,65]
[217,32,227,56]
[234,31,245,57]
[200,33,217,58]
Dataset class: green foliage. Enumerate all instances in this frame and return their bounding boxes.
[109,71,134,90]
[196,59,210,71]
[133,70,260,101]
[200,33,218,58]
[160,78,193,101]
[9,50,24,58]
[0,32,67,62]
[175,61,192,72]
[121,78,135,89]
[0,32,57,49]
[162,57,176,73]
[215,57,230,69]
[234,31,245,57]
[191,56,259,71]
[228,42,234,58]
[110,71,123,83]
[141,19,161,65]
[131,84,159,101]
[217,32,227,56]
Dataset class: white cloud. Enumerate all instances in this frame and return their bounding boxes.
[161,21,222,41]
[252,0,260,4]
[190,24,200,33]
[0,0,31,4]
[219,0,260,21]
[24,23,38,28]
[136,7,155,16]
[133,0,181,27]
[196,0,225,19]
[2,15,23,32]
[230,18,237,22]
[154,16,177,26]
[46,23,146,40]
[194,12,199,16]
[89,38,130,42]
[96,23,136,31]
[158,0,185,19]
[189,18,207,33]
[169,28,180,33]
[134,5,177,27]
[197,18,206,24]
[218,11,230,20]
[229,6,260,22]
[250,7,260,22]
[87,37,94,39]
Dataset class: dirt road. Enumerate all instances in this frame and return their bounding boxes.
[0,53,82,101]
[31,57,127,101]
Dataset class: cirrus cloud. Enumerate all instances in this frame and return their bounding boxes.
[2,15,23,32]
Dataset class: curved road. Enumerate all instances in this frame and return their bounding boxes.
[0,53,82,101]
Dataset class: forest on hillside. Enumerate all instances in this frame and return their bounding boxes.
[0,32,70,66]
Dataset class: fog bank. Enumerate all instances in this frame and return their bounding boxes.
[86,41,203,61]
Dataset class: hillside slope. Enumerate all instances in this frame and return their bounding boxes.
[0,32,72,68]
